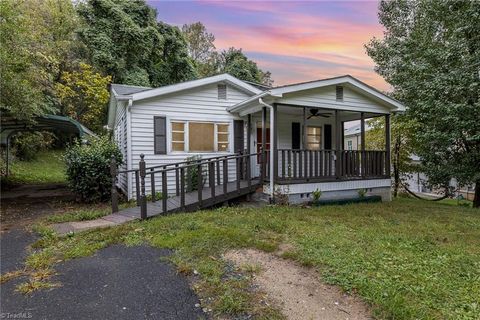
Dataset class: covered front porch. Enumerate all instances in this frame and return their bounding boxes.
[228,76,403,202]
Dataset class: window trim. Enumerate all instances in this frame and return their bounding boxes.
[168,120,231,154]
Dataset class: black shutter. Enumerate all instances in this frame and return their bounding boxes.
[292,122,300,149]
[324,124,332,150]
[233,120,244,153]
[154,116,166,154]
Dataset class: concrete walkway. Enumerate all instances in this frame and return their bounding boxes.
[51,212,137,235]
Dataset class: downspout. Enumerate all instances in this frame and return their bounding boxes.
[126,98,133,200]
[258,97,275,199]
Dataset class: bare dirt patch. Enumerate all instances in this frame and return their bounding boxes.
[224,248,371,320]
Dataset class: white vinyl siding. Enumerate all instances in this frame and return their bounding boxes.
[278,86,392,114]
[113,101,128,194]
[127,84,251,199]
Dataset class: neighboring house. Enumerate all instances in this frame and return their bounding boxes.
[403,155,476,200]
[108,74,405,204]
[343,123,371,151]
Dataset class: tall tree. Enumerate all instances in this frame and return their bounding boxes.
[151,22,197,86]
[220,48,273,86]
[0,0,78,122]
[366,0,480,207]
[76,0,196,87]
[182,22,216,64]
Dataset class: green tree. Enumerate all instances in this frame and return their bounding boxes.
[55,63,112,133]
[220,48,273,86]
[0,0,49,121]
[0,0,81,122]
[151,22,197,86]
[77,0,195,86]
[366,0,480,207]
[182,22,216,64]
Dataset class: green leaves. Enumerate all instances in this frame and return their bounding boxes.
[64,136,122,202]
[76,0,196,87]
[366,0,480,203]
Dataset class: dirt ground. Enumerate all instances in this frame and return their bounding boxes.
[225,247,371,320]
[1,184,75,232]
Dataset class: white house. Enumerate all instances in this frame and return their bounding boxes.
[108,74,405,205]
[343,123,372,151]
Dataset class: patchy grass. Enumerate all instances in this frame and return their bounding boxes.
[6,150,66,184]
[45,208,110,223]
[439,198,473,208]
[9,198,480,319]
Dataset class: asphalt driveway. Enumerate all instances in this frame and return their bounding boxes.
[0,231,205,320]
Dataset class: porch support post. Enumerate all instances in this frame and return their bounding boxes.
[247,114,251,154]
[272,103,278,185]
[385,114,391,177]
[341,121,345,150]
[335,110,341,179]
[261,106,267,183]
[360,112,366,177]
[303,106,307,149]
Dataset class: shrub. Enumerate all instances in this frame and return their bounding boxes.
[64,136,122,202]
[312,188,322,204]
[358,188,367,198]
[13,132,55,161]
[185,155,205,192]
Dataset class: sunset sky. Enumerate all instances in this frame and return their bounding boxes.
[148,0,388,90]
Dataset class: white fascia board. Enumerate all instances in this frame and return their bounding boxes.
[227,91,281,113]
[270,76,405,112]
[131,74,262,101]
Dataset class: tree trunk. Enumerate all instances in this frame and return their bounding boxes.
[474,179,480,208]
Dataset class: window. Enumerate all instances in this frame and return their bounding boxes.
[170,121,229,153]
[217,124,229,151]
[306,126,321,150]
[347,140,353,150]
[336,85,344,101]
[218,84,227,100]
[171,122,185,151]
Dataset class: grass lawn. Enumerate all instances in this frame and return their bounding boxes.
[5,150,66,184]
[14,198,480,319]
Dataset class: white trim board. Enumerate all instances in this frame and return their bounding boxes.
[267,179,391,194]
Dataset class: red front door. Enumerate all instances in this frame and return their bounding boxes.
[256,127,270,163]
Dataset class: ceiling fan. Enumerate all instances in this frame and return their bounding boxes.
[307,108,331,119]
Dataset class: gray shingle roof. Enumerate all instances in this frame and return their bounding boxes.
[111,84,152,96]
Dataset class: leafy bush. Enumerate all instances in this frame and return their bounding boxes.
[312,188,322,204]
[64,136,122,202]
[13,132,55,161]
[185,155,205,192]
[358,188,367,198]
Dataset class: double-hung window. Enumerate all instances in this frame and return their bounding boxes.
[306,126,322,150]
[170,121,230,153]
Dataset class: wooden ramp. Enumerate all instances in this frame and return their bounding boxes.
[111,152,264,220]
[116,179,261,219]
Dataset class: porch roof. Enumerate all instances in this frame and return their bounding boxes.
[227,75,405,114]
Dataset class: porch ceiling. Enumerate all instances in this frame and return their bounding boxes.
[250,105,381,121]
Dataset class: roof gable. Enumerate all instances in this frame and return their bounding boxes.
[270,75,404,111]
[228,75,405,113]
[130,74,262,101]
